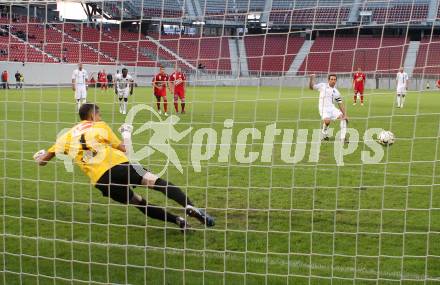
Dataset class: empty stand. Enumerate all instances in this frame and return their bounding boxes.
[157,35,231,71]
[244,34,305,73]
[414,36,440,74]
[366,4,429,23]
[140,0,183,18]
[299,36,408,73]
[270,7,351,25]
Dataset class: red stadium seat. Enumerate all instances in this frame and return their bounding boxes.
[298,36,408,74]
[244,34,305,73]
[413,36,440,75]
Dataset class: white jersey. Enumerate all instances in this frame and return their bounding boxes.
[72,69,88,86]
[115,73,133,91]
[396,72,408,87]
[313,82,342,111]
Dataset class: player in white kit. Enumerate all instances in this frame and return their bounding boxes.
[309,74,348,142]
[115,68,134,115]
[71,63,89,111]
[396,67,409,108]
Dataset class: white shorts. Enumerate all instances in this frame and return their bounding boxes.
[117,89,130,99]
[75,85,87,100]
[397,85,407,95]
[320,106,342,121]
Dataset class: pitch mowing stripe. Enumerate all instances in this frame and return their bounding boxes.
[143,247,438,281]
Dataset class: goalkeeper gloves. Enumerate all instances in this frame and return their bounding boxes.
[118,124,133,155]
[118,123,133,134]
[33,149,47,163]
[118,123,133,137]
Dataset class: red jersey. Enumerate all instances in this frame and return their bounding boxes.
[98,72,107,83]
[169,71,186,93]
[2,71,8,81]
[437,79,440,87]
[353,72,366,87]
[153,72,168,96]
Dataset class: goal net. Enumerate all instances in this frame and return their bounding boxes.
[1,0,440,284]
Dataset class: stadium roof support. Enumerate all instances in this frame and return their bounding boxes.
[57,0,112,21]
[82,3,112,21]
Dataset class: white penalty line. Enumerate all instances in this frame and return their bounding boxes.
[146,247,439,281]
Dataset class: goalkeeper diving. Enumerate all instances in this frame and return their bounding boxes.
[33,103,215,231]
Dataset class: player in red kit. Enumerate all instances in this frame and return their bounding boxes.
[98,69,108,91]
[436,79,440,89]
[353,67,366,106]
[169,67,187,114]
[152,66,169,115]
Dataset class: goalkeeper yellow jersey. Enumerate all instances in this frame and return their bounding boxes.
[48,120,129,184]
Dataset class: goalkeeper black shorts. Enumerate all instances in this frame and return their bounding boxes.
[95,163,149,204]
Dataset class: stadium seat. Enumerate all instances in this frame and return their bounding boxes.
[299,36,408,73]
[414,36,440,75]
[244,34,305,74]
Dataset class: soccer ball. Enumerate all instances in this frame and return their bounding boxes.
[378,130,395,145]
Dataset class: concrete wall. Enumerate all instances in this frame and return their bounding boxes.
[2,62,437,91]
[1,62,169,86]
[193,73,438,91]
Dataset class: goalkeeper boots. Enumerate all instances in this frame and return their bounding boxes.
[186,205,215,227]
[176,216,191,233]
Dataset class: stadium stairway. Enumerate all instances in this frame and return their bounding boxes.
[145,35,197,71]
[287,40,314,75]
[100,32,156,66]
[413,36,440,75]
[49,24,116,63]
[0,26,58,63]
[347,0,362,23]
[138,46,174,68]
[403,41,420,77]
[184,0,197,17]
[261,0,273,23]
[228,38,240,76]
[228,38,249,77]
[122,1,139,19]
[427,0,438,22]
[194,0,203,17]
[237,38,249,76]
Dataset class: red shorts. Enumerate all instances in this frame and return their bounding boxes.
[154,91,166,97]
[354,86,364,94]
[174,90,185,99]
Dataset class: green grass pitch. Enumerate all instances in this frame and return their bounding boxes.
[1,85,440,284]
